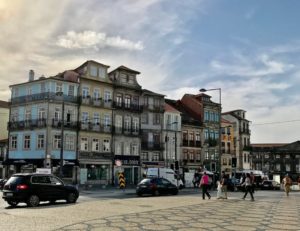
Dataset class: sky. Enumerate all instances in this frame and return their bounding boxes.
[1,0,300,143]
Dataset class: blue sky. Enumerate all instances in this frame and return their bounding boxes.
[1,0,300,143]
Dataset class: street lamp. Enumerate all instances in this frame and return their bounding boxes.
[56,91,65,178]
[199,88,222,178]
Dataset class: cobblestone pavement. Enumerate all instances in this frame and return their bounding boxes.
[57,193,300,231]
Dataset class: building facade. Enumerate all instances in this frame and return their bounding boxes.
[75,61,113,186]
[109,66,143,185]
[7,70,79,177]
[0,100,9,178]
[140,90,165,171]
[222,110,251,170]
[221,118,235,176]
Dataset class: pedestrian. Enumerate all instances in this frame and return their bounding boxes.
[221,171,228,199]
[282,174,292,196]
[199,172,211,200]
[241,173,254,201]
[250,172,255,194]
[216,180,223,199]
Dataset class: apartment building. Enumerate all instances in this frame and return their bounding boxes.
[222,110,251,170]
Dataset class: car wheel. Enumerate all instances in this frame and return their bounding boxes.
[7,200,18,207]
[153,190,159,196]
[27,195,40,207]
[66,192,77,203]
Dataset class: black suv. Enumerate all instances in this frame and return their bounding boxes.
[2,173,79,207]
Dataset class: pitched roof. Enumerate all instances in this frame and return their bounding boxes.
[109,65,140,75]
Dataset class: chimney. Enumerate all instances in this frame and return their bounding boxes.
[29,70,34,81]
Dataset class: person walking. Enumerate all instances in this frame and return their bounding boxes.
[241,173,254,201]
[199,172,211,200]
[282,174,292,196]
[221,171,228,199]
[250,172,255,194]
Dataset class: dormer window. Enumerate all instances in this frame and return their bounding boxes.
[90,65,97,77]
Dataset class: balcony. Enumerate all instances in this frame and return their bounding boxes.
[112,126,140,136]
[8,119,47,131]
[52,119,78,130]
[143,104,164,112]
[80,122,112,133]
[141,142,164,151]
[112,102,143,112]
[10,92,78,105]
[80,96,112,108]
[239,128,251,135]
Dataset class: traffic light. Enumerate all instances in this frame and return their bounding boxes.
[232,157,237,168]
[175,161,179,170]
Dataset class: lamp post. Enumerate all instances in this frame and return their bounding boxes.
[57,91,65,178]
[199,88,221,179]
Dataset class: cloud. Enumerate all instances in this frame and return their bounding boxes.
[210,53,294,77]
[56,30,144,51]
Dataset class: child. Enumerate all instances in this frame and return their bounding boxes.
[217,180,223,199]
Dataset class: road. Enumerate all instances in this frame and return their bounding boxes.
[0,189,299,231]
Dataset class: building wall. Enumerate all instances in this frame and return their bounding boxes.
[0,107,9,140]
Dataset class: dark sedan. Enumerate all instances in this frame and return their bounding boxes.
[136,177,178,196]
[2,173,79,207]
[260,180,281,190]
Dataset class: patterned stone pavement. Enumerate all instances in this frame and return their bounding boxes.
[57,193,300,231]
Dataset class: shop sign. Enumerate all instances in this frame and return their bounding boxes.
[114,155,140,166]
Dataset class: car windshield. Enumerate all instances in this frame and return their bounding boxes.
[6,176,25,185]
[139,179,151,184]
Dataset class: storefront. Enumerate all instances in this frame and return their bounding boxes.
[114,155,140,186]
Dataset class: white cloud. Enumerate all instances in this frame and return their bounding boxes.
[56,31,144,51]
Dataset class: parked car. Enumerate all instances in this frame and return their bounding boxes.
[2,173,79,207]
[136,177,178,196]
[260,180,281,190]
[0,179,7,191]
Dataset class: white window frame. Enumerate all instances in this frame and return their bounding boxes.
[92,138,100,152]
[80,137,88,151]
[37,134,44,149]
[23,135,31,149]
[11,135,17,149]
[53,135,61,149]
[103,139,110,152]
[56,82,63,93]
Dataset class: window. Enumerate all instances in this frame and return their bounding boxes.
[81,112,89,123]
[124,95,131,108]
[275,163,281,171]
[125,143,130,155]
[25,109,31,121]
[38,108,46,120]
[104,114,111,128]
[132,118,139,132]
[93,113,100,125]
[204,111,209,121]
[196,152,201,161]
[285,154,290,159]
[204,129,209,140]
[27,87,32,96]
[104,90,111,102]
[189,133,194,141]
[115,143,122,155]
[141,114,148,124]
[24,135,31,149]
[56,83,63,93]
[285,163,290,172]
[143,96,148,107]
[115,115,122,132]
[37,134,44,149]
[132,144,138,155]
[80,138,88,151]
[116,94,122,106]
[11,135,17,149]
[40,83,45,93]
[153,113,160,125]
[124,117,130,131]
[54,107,61,120]
[93,89,101,100]
[153,152,159,161]
[141,152,148,160]
[98,67,105,78]
[65,135,75,150]
[92,139,100,152]
[90,65,98,77]
[189,152,194,161]
[53,135,61,149]
[205,151,209,160]
[103,139,110,152]
[82,86,89,98]
[68,85,74,96]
